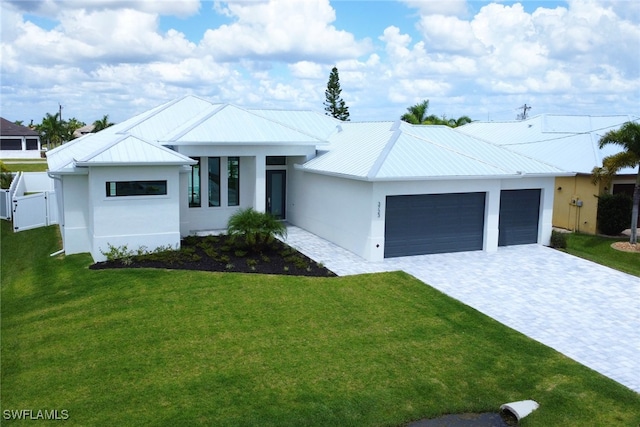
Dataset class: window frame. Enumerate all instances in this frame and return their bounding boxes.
[189,157,201,208]
[105,180,168,198]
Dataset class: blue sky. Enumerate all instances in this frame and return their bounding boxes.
[1,0,638,125]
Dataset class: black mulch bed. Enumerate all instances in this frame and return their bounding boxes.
[90,234,336,277]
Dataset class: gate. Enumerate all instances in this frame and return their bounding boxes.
[12,191,58,232]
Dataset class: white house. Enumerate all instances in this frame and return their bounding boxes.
[458,114,640,234]
[0,117,42,159]
[47,95,572,262]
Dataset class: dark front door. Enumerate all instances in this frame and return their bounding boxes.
[266,170,286,219]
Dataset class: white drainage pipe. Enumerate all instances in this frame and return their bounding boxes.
[500,400,539,421]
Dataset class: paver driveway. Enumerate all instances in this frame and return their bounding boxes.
[283,226,640,393]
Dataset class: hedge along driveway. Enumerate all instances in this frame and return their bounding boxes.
[283,226,640,394]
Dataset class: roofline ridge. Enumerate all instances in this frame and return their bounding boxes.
[366,127,401,179]
[162,104,227,142]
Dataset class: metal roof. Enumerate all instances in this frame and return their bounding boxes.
[249,109,342,140]
[47,95,329,173]
[300,121,569,181]
[458,114,640,174]
[162,104,325,145]
[75,136,196,166]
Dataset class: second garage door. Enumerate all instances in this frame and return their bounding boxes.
[384,192,486,258]
[498,189,541,246]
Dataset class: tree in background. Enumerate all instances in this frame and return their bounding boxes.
[324,67,350,121]
[591,121,640,244]
[401,99,472,128]
[92,115,114,132]
[36,112,64,150]
[66,117,86,139]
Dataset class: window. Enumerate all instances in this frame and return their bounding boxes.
[106,180,167,197]
[228,157,240,206]
[189,158,201,207]
[208,157,220,207]
[266,156,286,166]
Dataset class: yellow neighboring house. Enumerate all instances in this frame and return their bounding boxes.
[458,114,639,235]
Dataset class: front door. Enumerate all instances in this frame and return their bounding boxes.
[266,170,286,219]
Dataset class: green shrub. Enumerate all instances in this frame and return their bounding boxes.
[227,208,287,252]
[0,161,13,189]
[550,230,567,249]
[597,193,632,235]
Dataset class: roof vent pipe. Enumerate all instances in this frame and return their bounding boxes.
[336,124,343,132]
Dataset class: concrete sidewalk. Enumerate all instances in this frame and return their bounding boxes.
[283,225,640,393]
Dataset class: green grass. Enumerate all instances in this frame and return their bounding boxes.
[2,222,639,426]
[564,233,640,277]
[3,162,48,173]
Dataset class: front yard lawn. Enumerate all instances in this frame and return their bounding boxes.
[2,222,639,426]
[563,232,640,277]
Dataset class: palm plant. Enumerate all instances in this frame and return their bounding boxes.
[592,121,640,244]
[36,112,64,149]
[92,115,114,132]
[401,100,430,124]
[227,208,287,252]
[401,100,472,127]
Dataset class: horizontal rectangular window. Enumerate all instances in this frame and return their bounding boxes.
[106,180,167,197]
[266,156,286,166]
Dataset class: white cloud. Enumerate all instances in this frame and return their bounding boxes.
[200,0,371,62]
[399,0,469,17]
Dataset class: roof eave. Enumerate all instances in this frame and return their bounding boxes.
[74,161,195,167]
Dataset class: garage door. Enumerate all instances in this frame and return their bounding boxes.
[384,192,486,258]
[498,189,540,246]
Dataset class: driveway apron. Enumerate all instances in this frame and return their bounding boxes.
[283,226,640,393]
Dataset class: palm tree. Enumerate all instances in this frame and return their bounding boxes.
[401,100,472,127]
[36,112,64,149]
[401,100,430,124]
[592,121,640,244]
[92,115,114,132]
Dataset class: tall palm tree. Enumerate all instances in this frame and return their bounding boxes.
[401,100,472,127]
[592,121,640,244]
[401,100,430,124]
[36,112,64,149]
[92,115,114,132]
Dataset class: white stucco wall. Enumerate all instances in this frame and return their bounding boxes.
[59,174,91,255]
[291,171,556,262]
[288,169,375,259]
[87,166,183,261]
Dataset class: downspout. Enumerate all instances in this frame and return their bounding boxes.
[47,171,65,256]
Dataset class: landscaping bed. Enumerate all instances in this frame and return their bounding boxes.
[90,234,336,277]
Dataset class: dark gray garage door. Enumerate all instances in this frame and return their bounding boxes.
[384,192,486,258]
[498,189,541,246]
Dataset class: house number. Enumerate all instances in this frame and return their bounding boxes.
[377,201,381,218]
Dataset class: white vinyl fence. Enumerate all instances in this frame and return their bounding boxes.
[0,172,21,220]
[4,172,59,232]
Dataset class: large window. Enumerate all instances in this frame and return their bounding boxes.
[208,157,220,207]
[228,157,240,206]
[106,180,167,197]
[189,158,201,207]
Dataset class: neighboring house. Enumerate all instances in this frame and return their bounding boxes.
[72,123,95,139]
[458,115,640,234]
[47,95,571,262]
[0,117,42,159]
